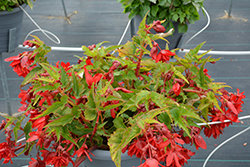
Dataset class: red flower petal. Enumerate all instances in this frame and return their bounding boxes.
[4,55,20,62]
[173,83,181,96]
[84,67,94,88]
[194,135,207,149]
[226,101,238,115]
[27,135,39,142]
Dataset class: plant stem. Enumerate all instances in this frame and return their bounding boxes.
[135,49,144,77]
[90,110,101,142]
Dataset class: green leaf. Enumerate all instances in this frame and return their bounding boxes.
[189,41,206,55]
[21,67,42,87]
[84,109,97,121]
[72,70,81,98]
[60,66,68,87]
[151,5,159,17]
[40,63,60,80]
[23,121,32,139]
[13,120,22,141]
[67,121,92,136]
[171,107,191,137]
[34,85,57,94]
[109,126,141,167]
[113,117,126,129]
[158,112,172,129]
[61,127,78,147]
[35,101,64,119]
[178,24,188,33]
[104,102,124,111]
[207,91,223,112]
[199,56,211,87]
[72,105,81,118]
[173,67,189,84]
[134,90,151,107]
[46,114,74,127]
[172,13,179,22]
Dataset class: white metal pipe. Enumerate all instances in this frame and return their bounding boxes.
[18,44,83,52]
[180,49,250,55]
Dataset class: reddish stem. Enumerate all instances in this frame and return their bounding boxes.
[15,144,26,152]
[90,110,101,142]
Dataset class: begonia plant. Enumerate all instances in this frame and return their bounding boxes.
[0,15,245,167]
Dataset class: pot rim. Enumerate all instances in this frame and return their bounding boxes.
[90,150,136,161]
[0,3,27,16]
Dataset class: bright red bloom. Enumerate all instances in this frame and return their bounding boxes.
[29,157,46,167]
[37,90,57,107]
[27,131,51,148]
[86,57,93,66]
[127,139,146,158]
[88,44,96,50]
[0,131,17,164]
[84,67,103,88]
[137,158,163,167]
[74,144,94,162]
[152,20,166,33]
[155,50,175,63]
[5,52,36,77]
[41,147,74,167]
[203,109,232,139]
[150,42,158,60]
[194,134,207,149]
[172,83,181,96]
[165,145,194,167]
[31,116,49,131]
[203,69,211,78]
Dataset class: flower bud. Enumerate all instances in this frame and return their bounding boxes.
[153,24,166,33]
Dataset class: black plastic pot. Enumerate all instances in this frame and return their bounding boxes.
[0,4,26,53]
[82,150,141,167]
[131,15,185,50]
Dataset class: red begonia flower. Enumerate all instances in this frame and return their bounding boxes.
[155,50,175,63]
[172,83,181,96]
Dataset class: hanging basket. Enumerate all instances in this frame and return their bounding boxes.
[0,3,27,53]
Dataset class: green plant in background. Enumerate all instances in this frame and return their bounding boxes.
[0,0,34,11]
[118,0,205,33]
